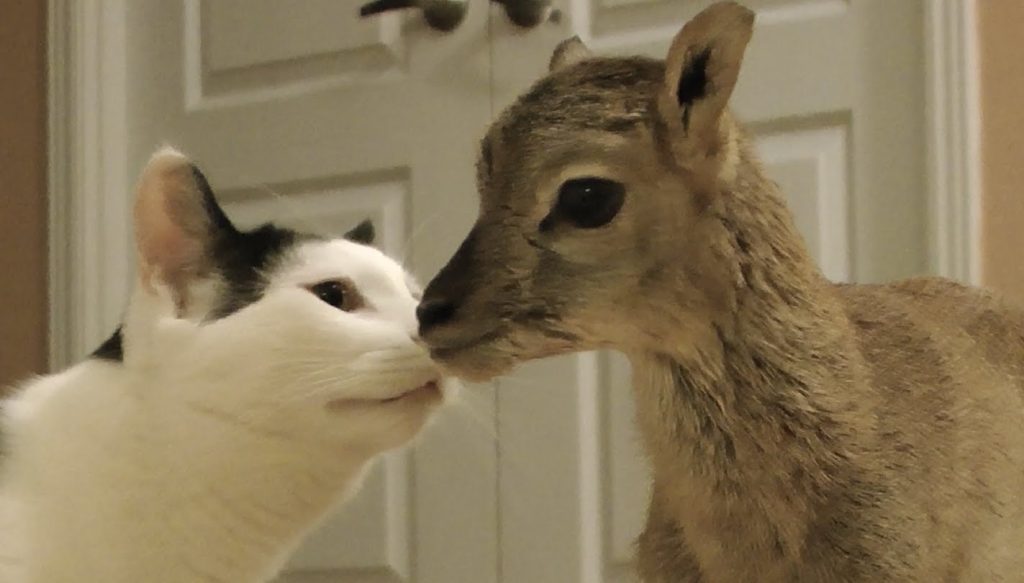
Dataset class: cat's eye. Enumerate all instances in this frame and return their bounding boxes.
[309,280,359,311]
[544,177,626,231]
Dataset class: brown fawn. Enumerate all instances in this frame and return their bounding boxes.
[417,2,1024,581]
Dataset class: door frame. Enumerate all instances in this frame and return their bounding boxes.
[46,0,981,369]
[925,0,981,288]
[47,0,130,369]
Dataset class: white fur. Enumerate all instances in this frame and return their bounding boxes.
[0,239,445,583]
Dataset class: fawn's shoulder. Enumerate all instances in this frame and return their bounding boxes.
[834,276,1024,368]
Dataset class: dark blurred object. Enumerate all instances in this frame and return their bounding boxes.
[491,0,555,28]
[359,0,468,32]
[358,0,557,31]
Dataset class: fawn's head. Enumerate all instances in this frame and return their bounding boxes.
[419,2,755,381]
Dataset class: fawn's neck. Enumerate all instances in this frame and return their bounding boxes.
[629,152,868,564]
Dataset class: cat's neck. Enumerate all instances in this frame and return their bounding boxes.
[158,401,369,581]
[6,360,371,583]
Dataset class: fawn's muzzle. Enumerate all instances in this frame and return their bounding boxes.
[416,299,457,334]
[418,226,482,338]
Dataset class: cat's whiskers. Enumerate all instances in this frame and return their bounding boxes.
[255,184,335,236]
[448,398,498,442]
[282,361,429,403]
[286,353,426,379]
[399,209,447,265]
[275,345,416,362]
[456,378,575,492]
[283,374,370,402]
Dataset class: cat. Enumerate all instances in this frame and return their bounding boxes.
[0,147,446,582]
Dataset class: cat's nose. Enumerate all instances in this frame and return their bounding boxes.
[417,299,457,335]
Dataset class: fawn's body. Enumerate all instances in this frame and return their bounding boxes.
[628,148,1024,582]
[416,2,1024,580]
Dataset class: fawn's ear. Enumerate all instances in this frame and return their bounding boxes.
[344,219,376,245]
[549,36,593,72]
[133,147,236,310]
[657,2,753,162]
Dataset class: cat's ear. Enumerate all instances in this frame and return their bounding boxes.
[344,219,375,245]
[133,146,236,309]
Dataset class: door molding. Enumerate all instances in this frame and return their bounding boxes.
[46,0,983,369]
[924,0,981,285]
[47,0,130,369]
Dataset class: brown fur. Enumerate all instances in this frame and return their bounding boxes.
[419,2,1024,581]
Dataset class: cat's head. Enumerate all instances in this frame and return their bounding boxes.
[108,147,445,454]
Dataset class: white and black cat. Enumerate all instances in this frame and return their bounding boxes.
[0,148,446,582]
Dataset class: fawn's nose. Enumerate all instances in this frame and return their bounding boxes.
[417,299,457,335]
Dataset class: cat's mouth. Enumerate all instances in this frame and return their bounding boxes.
[327,378,442,410]
[380,379,441,403]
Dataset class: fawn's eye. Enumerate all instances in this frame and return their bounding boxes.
[544,177,626,231]
[309,280,356,311]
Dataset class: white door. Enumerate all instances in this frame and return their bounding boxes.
[123,1,498,581]
[489,1,927,582]
[112,1,928,582]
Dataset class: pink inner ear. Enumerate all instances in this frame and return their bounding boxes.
[133,150,208,303]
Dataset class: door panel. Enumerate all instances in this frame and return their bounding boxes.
[489,1,926,581]
[116,0,928,580]
[190,0,407,110]
[124,1,497,581]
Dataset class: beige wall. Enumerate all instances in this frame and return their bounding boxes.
[0,1,48,389]
[979,2,1024,301]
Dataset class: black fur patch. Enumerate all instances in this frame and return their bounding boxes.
[194,165,306,319]
[677,46,712,106]
[677,46,712,132]
[344,219,375,245]
[208,223,302,319]
[191,166,235,234]
[90,165,307,362]
[92,327,124,361]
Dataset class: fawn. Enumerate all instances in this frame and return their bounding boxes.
[417,2,1024,581]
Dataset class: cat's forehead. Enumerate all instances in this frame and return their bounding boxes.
[275,239,411,290]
